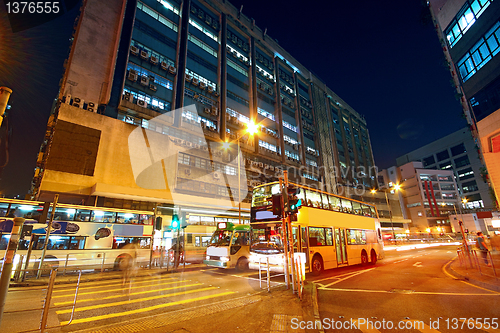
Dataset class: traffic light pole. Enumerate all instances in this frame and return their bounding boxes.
[280,177,289,289]
[283,174,296,294]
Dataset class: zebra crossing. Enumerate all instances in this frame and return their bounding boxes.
[52,273,237,329]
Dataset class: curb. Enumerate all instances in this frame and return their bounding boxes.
[445,258,500,292]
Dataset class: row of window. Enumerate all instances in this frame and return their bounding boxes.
[178,152,238,176]
[0,235,151,251]
[309,227,366,247]
[446,0,492,48]
[458,21,500,82]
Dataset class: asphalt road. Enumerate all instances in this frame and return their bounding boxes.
[312,245,500,333]
[0,265,287,332]
[2,246,499,333]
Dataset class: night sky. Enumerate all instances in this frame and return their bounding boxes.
[0,0,466,197]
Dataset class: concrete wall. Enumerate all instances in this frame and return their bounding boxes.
[477,109,500,207]
[63,0,126,105]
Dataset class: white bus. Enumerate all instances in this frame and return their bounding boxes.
[204,222,251,271]
[249,182,384,274]
[0,199,154,274]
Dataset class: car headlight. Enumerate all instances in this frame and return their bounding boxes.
[220,256,229,262]
[206,255,210,260]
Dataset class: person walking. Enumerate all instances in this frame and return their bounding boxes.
[476,232,490,266]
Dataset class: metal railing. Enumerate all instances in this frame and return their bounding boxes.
[456,245,498,280]
[3,268,82,333]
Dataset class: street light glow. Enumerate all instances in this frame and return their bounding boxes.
[393,184,401,191]
[370,189,377,194]
[221,141,230,150]
[246,122,259,135]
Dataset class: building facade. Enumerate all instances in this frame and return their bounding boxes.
[428,0,500,209]
[396,127,493,210]
[28,0,377,241]
[396,162,461,234]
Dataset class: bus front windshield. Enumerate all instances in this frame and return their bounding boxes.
[252,184,280,208]
[250,226,283,254]
[209,230,233,247]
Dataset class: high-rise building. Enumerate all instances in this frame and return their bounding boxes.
[396,127,494,210]
[428,0,500,209]
[29,0,377,231]
[395,162,461,234]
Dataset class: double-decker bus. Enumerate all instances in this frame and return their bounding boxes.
[203,222,251,270]
[0,198,154,274]
[249,182,384,274]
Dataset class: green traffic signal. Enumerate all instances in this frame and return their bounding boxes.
[172,214,180,230]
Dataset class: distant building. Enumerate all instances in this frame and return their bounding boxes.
[393,162,461,234]
[428,0,500,209]
[396,127,493,210]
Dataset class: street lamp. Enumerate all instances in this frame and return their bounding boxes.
[371,185,400,244]
[223,121,257,224]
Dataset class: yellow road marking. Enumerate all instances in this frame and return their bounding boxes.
[56,286,218,314]
[442,258,499,294]
[54,283,203,306]
[53,276,176,293]
[53,279,185,298]
[320,268,375,288]
[319,287,499,296]
[60,291,235,325]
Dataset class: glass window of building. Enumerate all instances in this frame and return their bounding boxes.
[458,167,474,181]
[422,155,436,167]
[450,143,466,156]
[454,155,470,168]
[436,150,450,161]
[462,180,478,193]
[439,161,452,170]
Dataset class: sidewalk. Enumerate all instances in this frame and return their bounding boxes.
[446,250,500,292]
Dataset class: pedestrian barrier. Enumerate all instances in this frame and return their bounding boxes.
[0,268,82,333]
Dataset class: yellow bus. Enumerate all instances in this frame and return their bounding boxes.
[0,198,154,274]
[249,182,384,274]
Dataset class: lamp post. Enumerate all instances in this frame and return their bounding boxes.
[223,122,257,224]
[372,184,400,245]
[453,197,473,268]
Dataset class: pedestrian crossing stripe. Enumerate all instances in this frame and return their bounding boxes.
[56,286,220,314]
[59,290,236,325]
[54,283,203,306]
[52,276,177,293]
[53,279,187,298]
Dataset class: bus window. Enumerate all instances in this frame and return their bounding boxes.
[347,229,367,245]
[341,198,352,214]
[309,227,326,246]
[305,190,322,208]
[93,210,116,223]
[195,236,201,247]
[361,204,372,217]
[52,208,76,221]
[49,236,70,249]
[209,229,232,246]
[370,206,377,217]
[201,236,211,247]
[75,209,92,221]
[352,201,362,215]
[321,194,329,210]
[232,231,249,246]
[0,235,8,250]
[252,184,280,207]
[117,212,139,224]
[70,237,85,250]
[329,195,341,212]
[139,214,153,225]
[325,228,333,246]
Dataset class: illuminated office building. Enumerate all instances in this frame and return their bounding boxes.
[29,0,377,230]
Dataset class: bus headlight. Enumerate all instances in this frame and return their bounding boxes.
[220,256,229,262]
[206,255,210,260]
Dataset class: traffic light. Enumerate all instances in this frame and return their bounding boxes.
[287,185,302,215]
[155,217,162,230]
[272,194,282,217]
[171,214,180,230]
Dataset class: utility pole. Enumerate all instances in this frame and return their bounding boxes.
[0,217,25,324]
[37,195,59,278]
[280,176,289,288]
